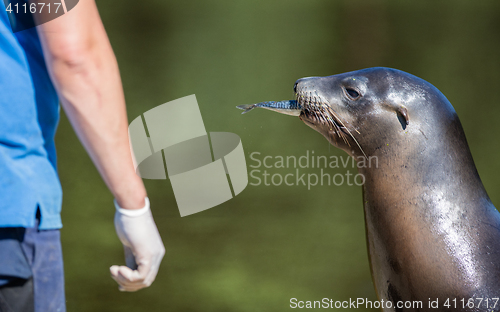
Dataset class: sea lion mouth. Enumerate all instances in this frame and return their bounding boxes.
[296,89,367,158]
[296,90,353,146]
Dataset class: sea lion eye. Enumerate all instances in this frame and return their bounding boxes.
[345,87,360,100]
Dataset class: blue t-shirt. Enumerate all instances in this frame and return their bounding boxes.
[0,3,62,230]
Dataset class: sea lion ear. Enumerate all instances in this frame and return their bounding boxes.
[396,106,409,130]
[383,102,409,130]
[397,105,410,128]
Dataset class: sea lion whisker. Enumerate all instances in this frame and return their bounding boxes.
[306,93,366,160]
[323,106,367,158]
[300,91,350,147]
[315,91,361,135]
[311,110,322,122]
[308,101,349,146]
[344,126,367,158]
[319,107,348,144]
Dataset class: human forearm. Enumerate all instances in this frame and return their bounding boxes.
[55,48,145,209]
[37,1,145,209]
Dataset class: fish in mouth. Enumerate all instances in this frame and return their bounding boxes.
[236,100,302,116]
[237,82,366,158]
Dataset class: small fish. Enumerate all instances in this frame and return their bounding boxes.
[237,100,302,117]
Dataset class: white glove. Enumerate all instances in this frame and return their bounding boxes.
[110,197,165,292]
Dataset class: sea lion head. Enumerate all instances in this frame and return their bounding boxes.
[296,67,457,158]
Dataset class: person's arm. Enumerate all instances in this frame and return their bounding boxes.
[36,0,142,209]
[36,0,164,291]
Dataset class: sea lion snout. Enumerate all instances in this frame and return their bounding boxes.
[294,73,371,157]
[296,68,420,158]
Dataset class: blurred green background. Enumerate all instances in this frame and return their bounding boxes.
[55,0,500,311]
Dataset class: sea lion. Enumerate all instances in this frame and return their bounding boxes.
[295,67,500,312]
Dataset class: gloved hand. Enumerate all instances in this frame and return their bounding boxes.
[110,197,165,292]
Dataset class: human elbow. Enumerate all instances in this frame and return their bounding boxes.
[50,43,94,74]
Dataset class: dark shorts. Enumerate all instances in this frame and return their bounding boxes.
[0,215,66,312]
